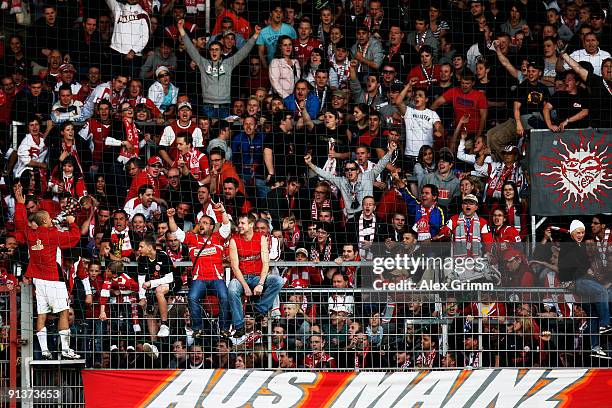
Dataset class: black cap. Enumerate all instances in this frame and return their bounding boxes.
[527,60,543,71]
[195,29,209,39]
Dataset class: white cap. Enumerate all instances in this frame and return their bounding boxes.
[569,220,585,234]
[155,66,170,77]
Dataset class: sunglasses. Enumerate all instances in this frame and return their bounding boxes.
[157,73,169,79]
[344,167,358,172]
[382,70,395,74]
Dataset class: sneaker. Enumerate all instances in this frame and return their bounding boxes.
[41,350,53,360]
[599,325,612,335]
[157,324,170,337]
[232,327,245,338]
[590,346,611,359]
[61,348,81,360]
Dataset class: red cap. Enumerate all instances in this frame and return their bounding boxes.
[147,156,163,166]
[502,248,523,261]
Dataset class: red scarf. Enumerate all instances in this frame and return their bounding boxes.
[119,118,139,160]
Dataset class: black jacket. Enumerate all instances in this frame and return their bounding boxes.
[558,241,590,282]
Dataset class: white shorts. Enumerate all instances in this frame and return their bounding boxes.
[33,278,70,314]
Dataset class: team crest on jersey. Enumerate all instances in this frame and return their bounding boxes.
[205,65,226,77]
[31,239,44,251]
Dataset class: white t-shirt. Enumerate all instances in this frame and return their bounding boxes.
[403,106,440,157]
[124,198,159,220]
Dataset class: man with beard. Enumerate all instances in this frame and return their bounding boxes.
[168,203,231,337]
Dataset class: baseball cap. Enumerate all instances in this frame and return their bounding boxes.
[147,156,163,166]
[527,60,543,71]
[59,63,76,73]
[502,248,522,262]
[295,248,309,257]
[155,66,170,77]
[462,194,479,204]
[177,101,192,110]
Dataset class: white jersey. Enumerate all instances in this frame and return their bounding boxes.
[81,81,126,120]
[106,0,150,55]
[14,134,48,177]
[124,197,159,220]
[403,106,440,157]
[160,121,204,148]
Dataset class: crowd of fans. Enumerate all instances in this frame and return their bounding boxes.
[0,0,610,369]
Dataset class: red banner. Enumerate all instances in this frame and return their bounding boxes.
[82,368,612,408]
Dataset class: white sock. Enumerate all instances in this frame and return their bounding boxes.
[59,329,71,351]
[37,327,49,352]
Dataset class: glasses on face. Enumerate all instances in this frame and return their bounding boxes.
[168,175,180,179]
[150,164,162,168]
[157,73,169,79]
[383,70,395,74]
[345,167,358,172]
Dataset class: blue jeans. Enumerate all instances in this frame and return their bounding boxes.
[242,174,271,202]
[188,279,230,331]
[202,104,230,120]
[228,275,283,330]
[576,277,611,348]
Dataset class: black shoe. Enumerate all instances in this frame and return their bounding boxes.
[219,329,231,338]
[232,327,245,338]
[599,325,612,335]
[192,330,205,338]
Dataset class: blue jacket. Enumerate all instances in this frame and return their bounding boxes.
[231,131,266,177]
[284,92,320,119]
[398,187,446,238]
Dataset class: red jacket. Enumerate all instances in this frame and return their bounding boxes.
[15,202,80,281]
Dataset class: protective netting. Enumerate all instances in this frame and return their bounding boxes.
[0,0,610,370]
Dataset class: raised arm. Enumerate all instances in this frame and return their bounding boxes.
[558,52,588,82]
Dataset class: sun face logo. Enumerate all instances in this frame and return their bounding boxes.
[537,132,611,208]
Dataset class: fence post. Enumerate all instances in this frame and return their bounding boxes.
[20,282,34,402]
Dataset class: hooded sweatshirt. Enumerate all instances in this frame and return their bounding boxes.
[182,33,255,105]
[420,171,460,209]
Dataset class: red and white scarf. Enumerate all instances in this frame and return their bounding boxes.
[119,118,139,161]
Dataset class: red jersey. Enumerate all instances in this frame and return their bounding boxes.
[304,352,337,368]
[50,171,88,198]
[179,224,230,281]
[126,170,168,201]
[15,202,80,281]
[440,87,488,134]
[165,21,197,42]
[440,214,493,256]
[233,232,264,276]
[212,10,251,39]
[173,148,210,183]
[81,118,112,162]
[292,38,323,68]
[100,273,139,305]
[407,64,441,89]
[0,268,18,287]
[160,120,203,162]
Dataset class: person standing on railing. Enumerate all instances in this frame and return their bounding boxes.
[167,204,232,338]
[228,213,283,338]
[14,184,82,360]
